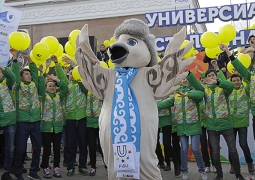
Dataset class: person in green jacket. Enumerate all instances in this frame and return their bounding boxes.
[86,91,106,176]
[39,61,68,179]
[220,44,255,174]
[187,68,245,180]
[157,79,207,180]
[10,49,45,180]
[155,95,181,176]
[0,63,16,180]
[54,57,88,176]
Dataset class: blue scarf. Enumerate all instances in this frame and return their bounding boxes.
[111,67,140,179]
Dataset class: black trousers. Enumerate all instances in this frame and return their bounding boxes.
[87,127,104,168]
[40,132,62,168]
[200,127,214,167]
[172,132,181,164]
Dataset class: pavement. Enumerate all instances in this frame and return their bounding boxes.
[3,152,254,180]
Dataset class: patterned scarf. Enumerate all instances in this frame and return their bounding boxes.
[111,67,140,179]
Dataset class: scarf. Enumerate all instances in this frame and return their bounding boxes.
[111,67,140,179]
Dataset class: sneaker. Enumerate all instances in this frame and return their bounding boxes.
[200,172,208,180]
[43,168,52,179]
[78,168,88,176]
[28,172,41,180]
[1,172,15,180]
[164,165,171,171]
[212,166,217,173]
[67,169,74,176]
[24,155,32,161]
[229,166,235,174]
[236,174,244,180]
[53,167,62,178]
[182,172,188,180]
[205,167,210,173]
[15,175,24,180]
[248,163,255,173]
[214,174,223,180]
[89,168,96,176]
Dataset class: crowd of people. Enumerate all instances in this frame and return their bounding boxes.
[0,35,254,180]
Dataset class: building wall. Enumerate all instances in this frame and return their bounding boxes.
[20,14,184,49]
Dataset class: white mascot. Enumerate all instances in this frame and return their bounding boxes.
[76,18,195,180]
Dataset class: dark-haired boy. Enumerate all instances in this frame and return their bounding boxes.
[187,69,244,180]
[10,49,45,180]
[228,73,254,173]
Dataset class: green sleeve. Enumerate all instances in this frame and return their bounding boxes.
[38,76,45,97]
[186,72,204,92]
[29,63,38,87]
[218,79,234,97]
[187,90,204,103]
[55,65,68,85]
[245,83,250,98]
[78,82,88,95]
[217,70,226,80]
[157,97,174,110]
[232,58,251,82]
[2,67,16,89]
[58,80,68,101]
[11,61,20,85]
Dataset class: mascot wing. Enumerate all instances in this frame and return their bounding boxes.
[76,24,112,100]
[147,27,196,99]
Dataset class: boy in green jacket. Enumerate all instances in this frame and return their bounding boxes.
[54,57,88,176]
[220,44,255,174]
[187,69,244,180]
[0,63,16,180]
[10,49,45,180]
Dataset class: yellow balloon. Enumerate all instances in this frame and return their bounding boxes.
[42,36,59,54]
[65,41,75,57]
[30,51,43,66]
[49,60,55,68]
[180,40,190,49]
[227,62,235,74]
[69,30,80,47]
[100,61,108,68]
[108,60,115,68]
[250,24,255,29]
[21,32,31,50]
[104,40,110,47]
[218,24,236,43]
[72,66,82,82]
[205,46,221,59]
[200,32,220,48]
[33,42,50,62]
[238,53,251,68]
[8,32,26,50]
[184,47,195,59]
[110,37,115,44]
[54,44,64,57]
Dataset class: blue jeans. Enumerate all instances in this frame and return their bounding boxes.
[65,118,87,170]
[180,135,205,173]
[0,124,16,172]
[14,122,42,176]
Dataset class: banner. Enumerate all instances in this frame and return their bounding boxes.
[145,2,255,27]
[0,5,22,66]
[155,30,255,52]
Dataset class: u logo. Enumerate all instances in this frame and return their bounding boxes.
[117,145,127,157]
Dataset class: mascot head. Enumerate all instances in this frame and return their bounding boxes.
[109,18,157,68]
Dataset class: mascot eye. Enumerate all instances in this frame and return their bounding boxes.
[127,38,138,46]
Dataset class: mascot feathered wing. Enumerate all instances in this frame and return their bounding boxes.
[76,19,195,180]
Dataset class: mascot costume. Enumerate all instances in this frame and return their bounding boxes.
[76,18,195,180]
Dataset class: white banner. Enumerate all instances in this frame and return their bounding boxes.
[172,0,191,6]
[0,5,22,67]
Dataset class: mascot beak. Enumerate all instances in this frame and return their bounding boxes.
[109,43,129,64]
